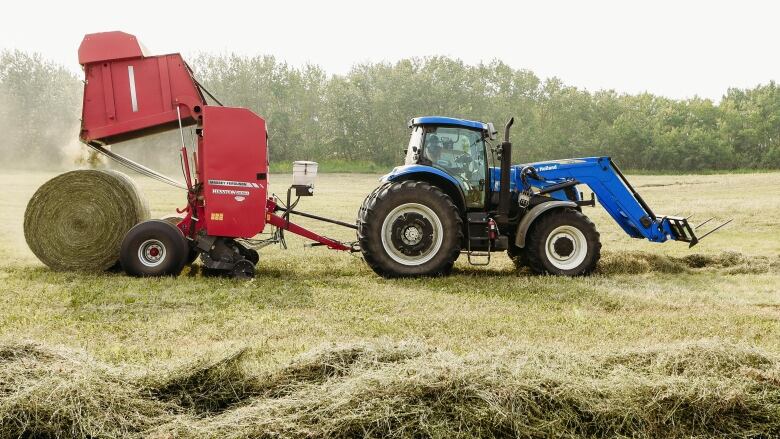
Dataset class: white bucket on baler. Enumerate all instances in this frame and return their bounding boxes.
[293,161,318,187]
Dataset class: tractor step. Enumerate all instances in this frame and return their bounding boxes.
[466,212,491,265]
[466,251,491,266]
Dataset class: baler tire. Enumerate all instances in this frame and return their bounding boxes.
[120,220,189,277]
[358,180,462,278]
[161,215,199,265]
[525,208,600,276]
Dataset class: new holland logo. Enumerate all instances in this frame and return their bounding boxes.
[536,165,558,172]
[212,189,250,196]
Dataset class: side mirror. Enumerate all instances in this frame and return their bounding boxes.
[487,122,497,140]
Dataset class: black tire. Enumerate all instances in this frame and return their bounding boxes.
[231,259,256,279]
[161,215,199,265]
[357,182,391,221]
[358,180,462,278]
[507,239,529,270]
[120,220,189,277]
[236,243,259,265]
[525,208,601,276]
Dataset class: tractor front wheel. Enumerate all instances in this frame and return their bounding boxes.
[358,181,462,278]
[507,241,529,270]
[525,208,601,275]
[120,220,189,276]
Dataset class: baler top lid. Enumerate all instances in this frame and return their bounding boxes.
[78,31,149,65]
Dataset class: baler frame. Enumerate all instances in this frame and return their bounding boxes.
[77,31,356,277]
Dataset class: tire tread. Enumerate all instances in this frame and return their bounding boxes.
[358,180,463,278]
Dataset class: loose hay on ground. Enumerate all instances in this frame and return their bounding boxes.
[597,250,780,275]
[23,170,149,271]
[1,340,778,438]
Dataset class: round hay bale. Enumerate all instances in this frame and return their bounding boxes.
[24,170,150,271]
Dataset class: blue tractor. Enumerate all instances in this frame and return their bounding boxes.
[357,116,728,277]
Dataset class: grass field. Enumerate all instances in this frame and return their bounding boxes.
[1,169,779,437]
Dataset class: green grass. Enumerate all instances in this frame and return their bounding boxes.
[0,170,779,437]
[268,159,386,174]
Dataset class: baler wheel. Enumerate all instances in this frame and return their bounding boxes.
[231,259,255,279]
[525,208,601,276]
[358,180,462,278]
[234,241,259,265]
[120,220,188,276]
[161,215,198,265]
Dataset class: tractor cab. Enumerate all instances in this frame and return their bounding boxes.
[404,117,497,209]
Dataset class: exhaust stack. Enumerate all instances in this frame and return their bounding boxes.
[496,117,514,227]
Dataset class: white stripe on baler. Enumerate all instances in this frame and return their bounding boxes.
[128,66,138,112]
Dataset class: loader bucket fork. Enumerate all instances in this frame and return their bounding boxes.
[664,216,734,248]
[607,159,732,246]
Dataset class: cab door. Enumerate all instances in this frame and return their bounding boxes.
[421,126,487,209]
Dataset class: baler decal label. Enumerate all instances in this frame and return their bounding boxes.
[128,66,138,112]
[212,189,250,196]
[208,179,262,189]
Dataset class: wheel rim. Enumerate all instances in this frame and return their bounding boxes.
[544,225,587,270]
[380,203,443,266]
[138,239,166,267]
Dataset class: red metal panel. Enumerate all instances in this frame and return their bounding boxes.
[79,32,206,145]
[78,31,145,65]
[100,64,115,121]
[81,53,205,143]
[198,106,268,238]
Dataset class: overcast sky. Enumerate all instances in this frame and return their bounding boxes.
[2,0,777,101]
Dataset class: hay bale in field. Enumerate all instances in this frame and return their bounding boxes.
[23,170,149,271]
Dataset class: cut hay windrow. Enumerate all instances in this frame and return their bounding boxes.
[1,340,778,438]
[23,170,149,272]
[597,250,780,275]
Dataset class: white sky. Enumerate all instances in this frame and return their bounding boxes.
[2,0,777,101]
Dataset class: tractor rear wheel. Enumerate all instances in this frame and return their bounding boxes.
[525,208,601,276]
[120,220,189,276]
[358,181,462,278]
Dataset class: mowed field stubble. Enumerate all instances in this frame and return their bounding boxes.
[0,168,779,437]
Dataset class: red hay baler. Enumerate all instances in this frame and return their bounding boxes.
[78,31,354,278]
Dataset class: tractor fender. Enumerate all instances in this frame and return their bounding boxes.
[382,165,467,213]
[514,200,578,248]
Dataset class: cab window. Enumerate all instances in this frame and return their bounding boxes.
[422,126,486,208]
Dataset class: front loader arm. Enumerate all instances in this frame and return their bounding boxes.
[529,157,700,245]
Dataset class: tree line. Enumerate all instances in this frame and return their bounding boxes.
[2,49,779,172]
